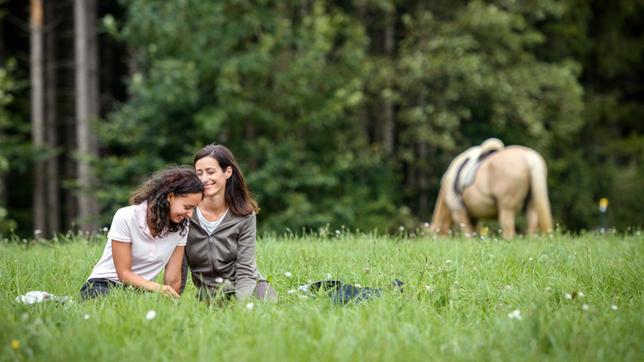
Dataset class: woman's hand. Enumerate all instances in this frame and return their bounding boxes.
[159,284,180,298]
[142,281,180,298]
[112,240,180,298]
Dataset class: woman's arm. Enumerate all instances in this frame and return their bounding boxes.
[234,214,258,299]
[163,246,184,294]
[112,240,180,298]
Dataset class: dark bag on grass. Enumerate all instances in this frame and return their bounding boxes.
[300,279,403,305]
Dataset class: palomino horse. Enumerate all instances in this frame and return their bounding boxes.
[430,138,553,239]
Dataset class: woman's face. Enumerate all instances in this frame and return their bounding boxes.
[167,192,202,223]
[195,156,232,197]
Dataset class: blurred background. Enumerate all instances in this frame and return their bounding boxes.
[0,0,642,237]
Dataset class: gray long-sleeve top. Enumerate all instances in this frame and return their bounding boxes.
[184,211,261,299]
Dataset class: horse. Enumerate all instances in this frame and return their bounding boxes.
[429,138,553,239]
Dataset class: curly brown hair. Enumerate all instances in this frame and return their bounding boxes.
[129,167,204,236]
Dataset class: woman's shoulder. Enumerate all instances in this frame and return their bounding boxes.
[230,211,256,222]
[219,211,255,230]
[113,203,138,217]
[111,203,145,223]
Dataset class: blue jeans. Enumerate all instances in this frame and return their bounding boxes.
[80,278,122,300]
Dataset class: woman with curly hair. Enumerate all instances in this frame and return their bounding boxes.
[80,167,204,299]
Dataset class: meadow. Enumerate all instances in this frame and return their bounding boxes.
[1,232,642,361]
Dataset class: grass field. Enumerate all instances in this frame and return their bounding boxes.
[1,232,642,361]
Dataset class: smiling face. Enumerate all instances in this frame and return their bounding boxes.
[167,192,203,223]
[195,156,232,197]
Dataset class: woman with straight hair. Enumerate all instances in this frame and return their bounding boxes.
[181,144,277,302]
[80,167,204,299]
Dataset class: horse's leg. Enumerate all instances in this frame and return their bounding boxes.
[452,209,474,237]
[430,186,453,235]
[431,215,452,235]
[498,207,516,239]
[471,218,480,234]
[526,201,538,236]
[438,216,452,235]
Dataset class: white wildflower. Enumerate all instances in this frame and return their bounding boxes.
[325,273,332,279]
[565,293,572,300]
[611,304,618,311]
[287,289,296,295]
[145,310,156,320]
[83,314,90,320]
[246,303,254,310]
[582,304,589,311]
[578,291,585,298]
[425,285,434,292]
[445,260,452,264]
[215,277,224,283]
[399,226,405,231]
[423,222,430,228]
[284,272,292,278]
[355,284,362,288]
[508,309,522,320]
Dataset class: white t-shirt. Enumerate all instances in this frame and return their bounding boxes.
[88,201,187,282]
[195,207,228,235]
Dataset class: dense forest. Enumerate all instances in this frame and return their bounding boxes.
[0,0,642,237]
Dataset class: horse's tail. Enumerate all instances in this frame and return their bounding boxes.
[430,182,452,234]
[526,151,553,233]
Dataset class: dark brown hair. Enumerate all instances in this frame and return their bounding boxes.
[130,167,204,236]
[194,144,259,216]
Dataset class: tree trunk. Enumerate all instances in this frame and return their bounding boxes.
[45,0,60,234]
[74,0,99,232]
[382,8,395,154]
[87,0,98,121]
[417,141,428,216]
[245,123,257,170]
[31,0,47,236]
[356,0,371,147]
[0,11,5,211]
[417,87,428,217]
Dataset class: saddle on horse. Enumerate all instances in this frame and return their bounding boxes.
[442,138,505,209]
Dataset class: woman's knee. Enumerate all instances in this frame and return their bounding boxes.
[254,280,278,303]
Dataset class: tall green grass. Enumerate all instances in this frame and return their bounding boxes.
[1,233,642,361]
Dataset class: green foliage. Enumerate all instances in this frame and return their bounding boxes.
[0,61,19,233]
[537,0,644,230]
[1,234,642,360]
[387,0,585,224]
[93,0,640,233]
[98,0,400,232]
